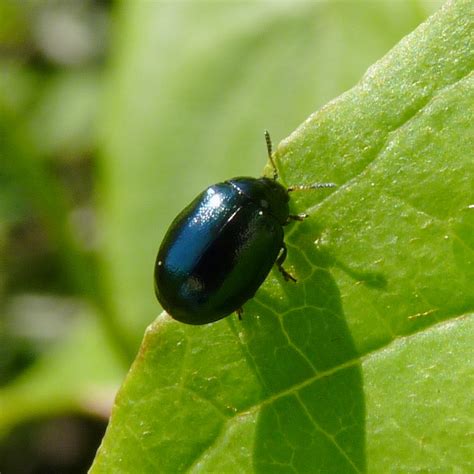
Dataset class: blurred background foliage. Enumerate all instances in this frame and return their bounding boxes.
[0,1,442,472]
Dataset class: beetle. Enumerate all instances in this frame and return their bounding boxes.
[154,132,335,325]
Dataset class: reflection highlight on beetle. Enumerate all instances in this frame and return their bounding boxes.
[154,132,336,325]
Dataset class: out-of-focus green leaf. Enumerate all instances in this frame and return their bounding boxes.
[92,1,473,472]
[27,70,101,157]
[0,2,29,45]
[98,0,440,349]
[0,63,39,118]
[0,308,124,438]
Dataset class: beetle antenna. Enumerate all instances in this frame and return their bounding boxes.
[287,182,337,192]
[264,130,278,180]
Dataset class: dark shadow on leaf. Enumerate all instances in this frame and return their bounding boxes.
[325,252,387,290]
[241,220,366,473]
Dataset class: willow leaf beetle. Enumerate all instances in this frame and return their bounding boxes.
[154,132,335,325]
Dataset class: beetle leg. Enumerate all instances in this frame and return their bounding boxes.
[236,307,244,320]
[286,213,308,224]
[276,245,297,282]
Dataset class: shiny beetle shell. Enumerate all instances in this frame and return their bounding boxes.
[154,177,289,325]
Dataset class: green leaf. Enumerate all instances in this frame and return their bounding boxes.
[0,309,124,437]
[92,0,473,472]
[27,70,101,157]
[365,316,473,472]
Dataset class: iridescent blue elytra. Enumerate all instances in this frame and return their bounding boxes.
[155,177,289,324]
[154,132,335,325]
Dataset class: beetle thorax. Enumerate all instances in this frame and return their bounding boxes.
[227,177,289,225]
